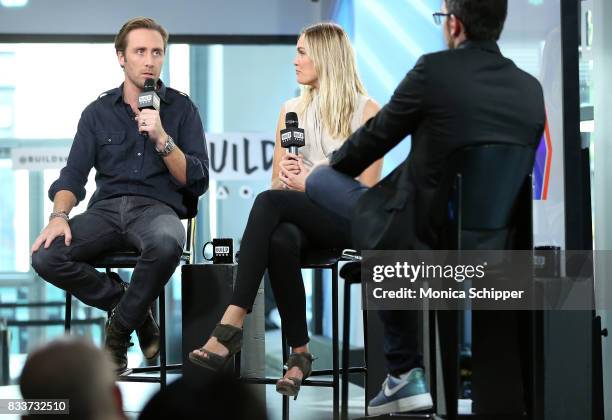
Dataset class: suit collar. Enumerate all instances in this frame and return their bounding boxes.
[457,40,501,55]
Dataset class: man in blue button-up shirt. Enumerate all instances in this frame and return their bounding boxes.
[31,17,209,373]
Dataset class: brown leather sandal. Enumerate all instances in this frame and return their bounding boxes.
[188,324,243,371]
[275,352,315,400]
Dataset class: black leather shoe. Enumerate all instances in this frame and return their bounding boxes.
[105,310,133,374]
[107,272,160,360]
[137,308,160,360]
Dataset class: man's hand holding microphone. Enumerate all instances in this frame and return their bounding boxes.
[137,78,168,151]
[137,109,167,148]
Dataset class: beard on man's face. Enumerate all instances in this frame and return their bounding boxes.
[123,57,151,90]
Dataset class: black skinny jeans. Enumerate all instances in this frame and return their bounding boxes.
[230,189,351,347]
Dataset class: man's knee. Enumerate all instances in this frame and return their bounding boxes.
[31,250,49,279]
[31,240,69,281]
[305,165,335,201]
[144,231,184,265]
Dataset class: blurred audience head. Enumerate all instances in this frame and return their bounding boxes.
[139,369,267,420]
[19,337,124,420]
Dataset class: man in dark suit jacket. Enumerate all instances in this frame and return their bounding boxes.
[306,0,545,415]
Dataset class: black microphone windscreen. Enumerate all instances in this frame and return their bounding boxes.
[285,112,299,128]
[138,79,160,111]
[144,78,155,92]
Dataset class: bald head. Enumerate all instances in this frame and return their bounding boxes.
[19,337,123,420]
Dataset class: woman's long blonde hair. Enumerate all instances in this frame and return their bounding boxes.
[298,22,367,139]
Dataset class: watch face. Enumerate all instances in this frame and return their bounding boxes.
[159,136,175,156]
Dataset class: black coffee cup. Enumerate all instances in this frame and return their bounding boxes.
[203,238,234,264]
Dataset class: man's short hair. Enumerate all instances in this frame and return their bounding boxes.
[114,17,169,54]
[446,0,508,41]
[19,338,119,420]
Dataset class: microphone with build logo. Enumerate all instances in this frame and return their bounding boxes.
[137,78,160,139]
[280,112,305,155]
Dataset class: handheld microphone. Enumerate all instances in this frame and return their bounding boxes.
[137,78,160,139]
[280,112,305,155]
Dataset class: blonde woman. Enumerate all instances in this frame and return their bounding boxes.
[189,22,382,398]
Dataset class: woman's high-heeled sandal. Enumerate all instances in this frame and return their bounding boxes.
[276,352,315,400]
[188,324,243,371]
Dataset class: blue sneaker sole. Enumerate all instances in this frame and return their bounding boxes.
[368,392,433,416]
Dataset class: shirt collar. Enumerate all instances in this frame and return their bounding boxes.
[111,79,171,105]
[457,40,501,55]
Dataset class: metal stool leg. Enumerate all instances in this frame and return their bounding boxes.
[282,331,289,420]
[429,309,438,412]
[234,350,242,378]
[159,287,167,389]
[341,276,351,420]
[362,301,369,416]
[332,264,340,420]
[64,292,72,333]
[438,310,459,420]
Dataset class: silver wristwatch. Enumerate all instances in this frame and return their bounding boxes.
[156,135,176,157]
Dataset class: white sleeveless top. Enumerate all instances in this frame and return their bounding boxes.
[282,94,371,168]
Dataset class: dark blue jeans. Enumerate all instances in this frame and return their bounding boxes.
[31,196,185,330]
[306,166,423,376]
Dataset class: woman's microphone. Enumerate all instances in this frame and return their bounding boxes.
[280,112,305,154]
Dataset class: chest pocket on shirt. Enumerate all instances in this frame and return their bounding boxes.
[96,131,127,174]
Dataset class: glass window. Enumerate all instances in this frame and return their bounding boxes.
[2,43,123,140]
[0,159,29,272]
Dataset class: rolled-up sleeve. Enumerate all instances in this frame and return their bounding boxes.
[178,101,209,198]
[48,108,96,204]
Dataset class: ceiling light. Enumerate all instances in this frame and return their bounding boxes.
[0,0,29,7]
